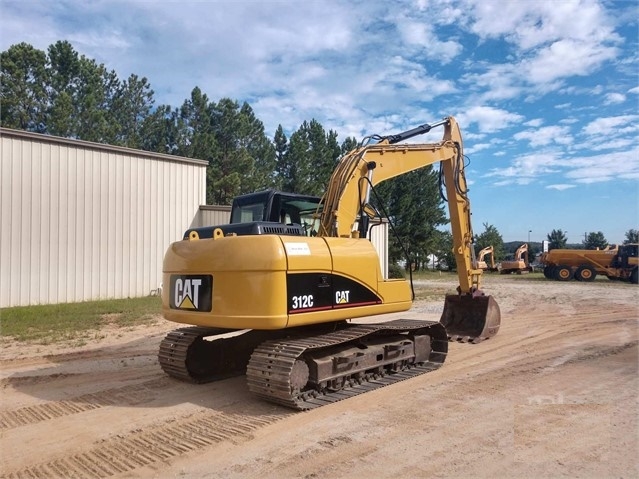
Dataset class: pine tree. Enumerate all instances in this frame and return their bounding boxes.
[0,42,48,131]
[547,229,568,250]
[474,223,505,260]
[583,231,608,250]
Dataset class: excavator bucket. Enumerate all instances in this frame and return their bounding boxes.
[440,294,501,343]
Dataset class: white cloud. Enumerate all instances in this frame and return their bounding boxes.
[588,138,635,151]
[511,152,563,176]
[582,115,639,136]
[525,119,544,127]
[604,93,626,104]
[460,64,524,102]
[522,39,618,84]
[565,148,639,183]
[379,56,458,98]
[546,184,576,191]
[465,143,491,154]
[467,0,618,50]
[396,21,463,64]
[457,0,621,102]
[513,125,573,147]
[484,152,561,183]
[484,141,639,187]
[559,117,580,125]
[456,106,524,133]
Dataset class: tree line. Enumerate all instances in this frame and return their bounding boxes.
[0,41,353,204]
[3,41,635,272]
[1,40,451,269]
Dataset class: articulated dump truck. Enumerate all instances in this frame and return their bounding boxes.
[158,117,501,410]
[540,244,638,283]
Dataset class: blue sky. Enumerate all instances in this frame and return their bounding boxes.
[1,0,637,243]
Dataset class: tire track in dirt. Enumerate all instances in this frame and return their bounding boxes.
[1,410,292,479]
[6,301,615,429]
[0,378,170,430]
[0,347,159,369]
[439,341,639,401]
[424,305,638,399]
[2,284,636,478]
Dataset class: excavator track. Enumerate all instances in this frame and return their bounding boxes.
[159,326,274,383]
[159,320,447,410]
[158,323,348,384]
[246,319,448,410]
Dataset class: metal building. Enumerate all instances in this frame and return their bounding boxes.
[0,128,207,308]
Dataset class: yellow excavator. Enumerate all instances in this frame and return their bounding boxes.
[500,243,532,274]
[159,116,501,410]
[476,246,498,272]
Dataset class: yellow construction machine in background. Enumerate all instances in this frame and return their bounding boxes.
[500,243,533,274]
[541,244,638,283]
[476,246,498,272]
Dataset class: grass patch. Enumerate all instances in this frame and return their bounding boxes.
[407,270,461,282]
[412,284,452,301]
[405,270,460,301]
[0,296,162,344]
[487,271,625,285]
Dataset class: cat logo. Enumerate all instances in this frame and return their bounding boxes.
[169,275,213,311]
[335,290,350,304]
[175,278,201,309]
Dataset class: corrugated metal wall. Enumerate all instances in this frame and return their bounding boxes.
[0,128,207,307]
[194,205,232,227]
[368,220,389,279]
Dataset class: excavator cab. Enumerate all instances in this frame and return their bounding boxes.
[230,190,323,236]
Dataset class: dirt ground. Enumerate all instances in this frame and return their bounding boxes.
[1,275,638,479]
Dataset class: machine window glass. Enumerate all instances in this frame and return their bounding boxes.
[280,198,323,236]
[232,202,266,223]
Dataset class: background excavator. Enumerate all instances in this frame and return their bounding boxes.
[476,246,498,272]
[500,243,533,274]
[159,116,501,410]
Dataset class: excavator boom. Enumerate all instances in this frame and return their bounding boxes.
[320,118,477,291]
[317,117,500,341]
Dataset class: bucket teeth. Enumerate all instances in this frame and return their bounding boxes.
[440,294,501,343]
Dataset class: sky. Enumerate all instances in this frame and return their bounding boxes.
[1,0,638,244]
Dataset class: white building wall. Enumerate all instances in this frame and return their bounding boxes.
[194,205,232,228]
[0,128,207,307]
[368,220,389,279]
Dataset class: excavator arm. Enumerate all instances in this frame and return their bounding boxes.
[478,246,494,262]
[319,117,479,293]
[318,116,501,342]
[515,243,528,262]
